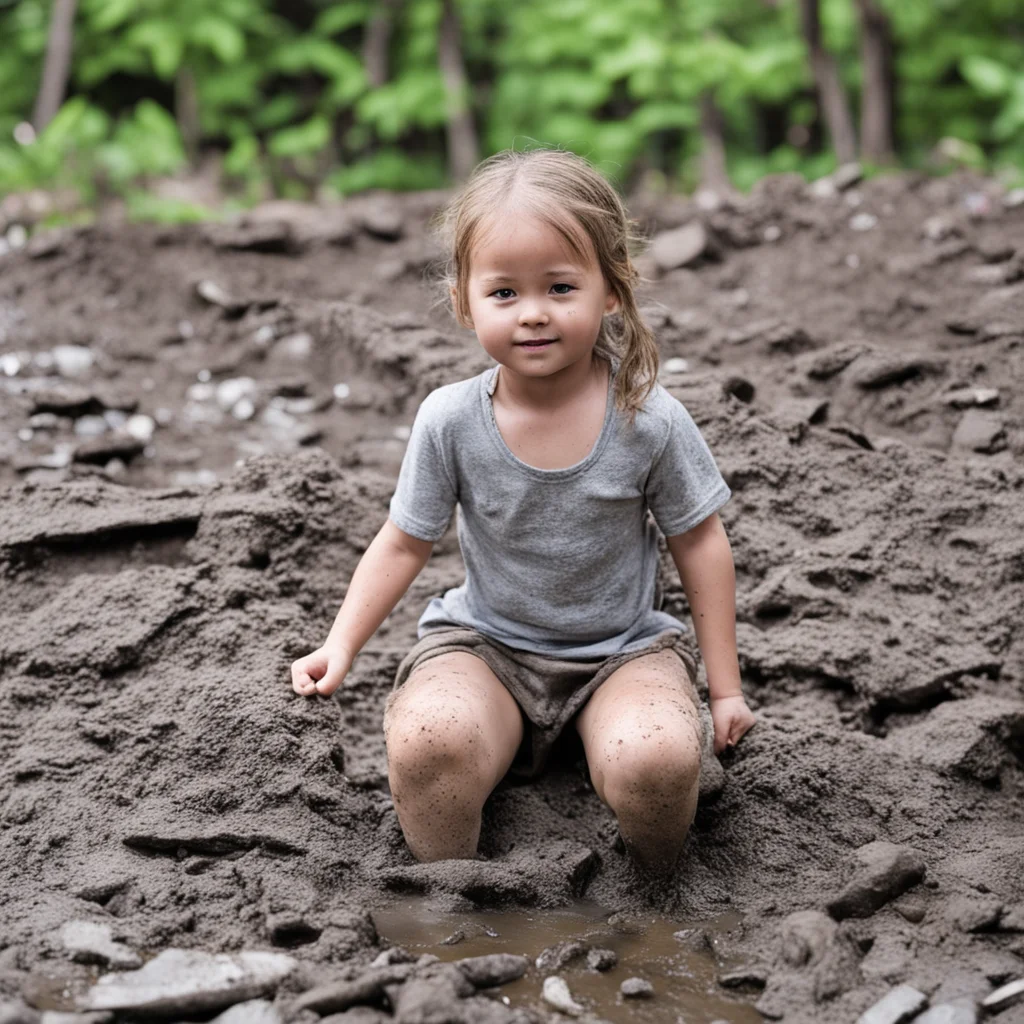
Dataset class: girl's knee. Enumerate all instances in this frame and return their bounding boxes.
[594,724,702,811]
[385,695,489,783]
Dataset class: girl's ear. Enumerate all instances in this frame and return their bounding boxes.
[451,285,473,327]
[604,288,621,316]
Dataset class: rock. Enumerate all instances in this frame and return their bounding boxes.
[718,967,768,991]
[893,898,927,924]
[454,954,529,988]
[651,222,710,272]
[999,905,1024,932]
[387,964,473,1022]
[209,1000,283,1023]
[946,896,1004,933]
[124,415,156,443]
[359,206,403,241]
[291,966,415,1015]
[78,948,296,1015]
[59,921,141,970]
[41,1013,113,1023]
[216,377,258,412]
[620,977,654,998]
[850,213,878,232]
[913,1000,977,1024]
[940,387,999,409]
[982,978,1024,1013]
[30,386,98,417]
[779,910,838,967]
[585,948,617,972]
[951,409,1007,453]
[722,376,755,403]
[72,434,145,465]
[369,948,417,968]
[849,354,945,389]
[195,280,248,315]
[827,842,927,920]
[855,984,928,1024]
[205,220,295,254]
[673,928,714,955]
[663,357,689,373]
[535,941,589,974]
[52,345,94,378]
[541,976,583,1017]
[889,697,1024,783]
[606,912,646,935]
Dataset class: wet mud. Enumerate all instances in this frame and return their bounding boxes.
[0,173,1022,1022]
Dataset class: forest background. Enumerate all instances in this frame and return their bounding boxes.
[2,0,1024,225]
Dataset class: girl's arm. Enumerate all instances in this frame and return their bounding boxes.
[292,518,433,696]
[666,513,755,752]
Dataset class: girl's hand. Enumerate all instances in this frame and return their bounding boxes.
[291,644,354,697]
[709,694,756,755]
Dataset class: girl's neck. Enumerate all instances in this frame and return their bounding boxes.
[493,350,609,413]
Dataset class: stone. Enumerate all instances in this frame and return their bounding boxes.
[454,954,529,988]
[951,410,1007,453]
[78,948,296,1015]
[719,967,768,991]
[209,1000,283,1024]
[827,842,927,920]
[124,415,156,443]
[369,948,417,968]
[30,386,98,417]
[982,978,1024,1013]
[913,1001,977,1024]
[216,377,258,412]
[291,965,415,1015]
[387,964,473,1022]
[855,984,928,1024]
[620,977,654,999]
[73,434,145,465]
[779,910,837,967]
[205,220,295,254]
[849,354,945,389]
[586,948,617,972]
[673,928,714,955]
[946,896,1004,933]
[535,941,589,974]
[941,388,999,409]
[52,345,94,378]
[359,206,403,241]
[541,976,583,1017]
[195,280,248,314]
[650,222,710,272]
[59,920,141,970]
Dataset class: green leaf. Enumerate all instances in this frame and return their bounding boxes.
[960,55,1014,97]
[268,115,331,157]
[314,2,372,35]
[190,18,246,63]
[224,134,259,175]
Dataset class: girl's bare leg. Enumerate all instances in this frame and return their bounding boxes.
[576,648,703,877]
[384,651,523,861]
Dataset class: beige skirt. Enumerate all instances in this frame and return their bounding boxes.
[391,626,710,778]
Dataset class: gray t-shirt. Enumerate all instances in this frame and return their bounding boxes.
[388,357,731,659]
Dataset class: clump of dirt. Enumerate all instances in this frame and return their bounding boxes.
[0,173,1022,1023]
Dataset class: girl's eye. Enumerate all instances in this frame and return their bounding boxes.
[489,284,576,300]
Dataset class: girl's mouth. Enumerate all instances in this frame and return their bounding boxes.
[516,339,556,349]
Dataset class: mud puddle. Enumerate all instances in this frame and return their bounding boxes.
[374,897,762,1022]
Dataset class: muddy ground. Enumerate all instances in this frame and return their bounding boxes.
[0,170,1022,1023]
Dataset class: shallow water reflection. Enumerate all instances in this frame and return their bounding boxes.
[374,898,763,1023]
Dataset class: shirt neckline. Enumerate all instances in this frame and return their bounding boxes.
[480,355,618,480]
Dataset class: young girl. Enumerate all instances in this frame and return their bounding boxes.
[291,148,755,877]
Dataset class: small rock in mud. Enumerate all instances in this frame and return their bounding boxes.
[982,978,1024,1013]
[951,409,1007,453]
[72,434,145,465]
[59,921,140,970]
[606,912,646,935]
[651,222,711,272]
[673,928,714,955]
[291,964,415,1015]
[620,977,654,999]
[541,976,583,1017]
[718,967,768,991]
[779,910,837,967]
[209,1000,282,1023]
[945,895,1004,933]
[914,1000,978,1024]
[369,948,417,967]
[827,841,927,920]
[454,953,529,988]
[535,941,589,973]
[856,983,927,1024]
[585,948,617,972]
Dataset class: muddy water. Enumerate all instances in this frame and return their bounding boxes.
[374,898,762,1022]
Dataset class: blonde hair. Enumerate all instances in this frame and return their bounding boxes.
[431,147,659,425]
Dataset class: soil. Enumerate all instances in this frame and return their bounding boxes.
[0,171,1022,1023]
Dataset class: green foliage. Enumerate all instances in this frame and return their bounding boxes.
[1,0,1023,214]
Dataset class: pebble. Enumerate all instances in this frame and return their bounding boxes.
[586,948,617,972]
[52,344,94,378]
[541,976,583,1017]
[780,910,837,967]
[333,383,351,401]
[941,388,999,409]
[1003,188,1024,208]
[620,977,654,999]
[28,413,61,429]
[197,368,211,382]
[454,953,529,988]
[208,1001,282,1024]
[77,948,294,1015]
[124,415,156,442]
[951,410,1006,453]
[827,841,927,920]
[663,357,689,373]
[719,967,768,991]
[273,332,314,361]
[982,978,1024,1012]
[231,398,256,421]
[763,225,782,242]
[913,998,977,1023]
[104,458,127,478]
[650,222,709,272]
[253,325,276,347]
[0,352,21,376]
[850,212,878,232]
[216,377,257,412]
[856,984,928,1024]
[536,941,589,974]
[17,428,32,442]
[102,410,127,429]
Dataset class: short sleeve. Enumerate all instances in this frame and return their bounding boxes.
[388,393,457,542]
[645,396,731,537]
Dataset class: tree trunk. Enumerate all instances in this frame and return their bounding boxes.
[855,0,896,164]
[699,92,732,194]
[175,66,201,167]
[362,0,400,88]
[438,0,478,182]
[32,0,79,133]
[798,0,857,164]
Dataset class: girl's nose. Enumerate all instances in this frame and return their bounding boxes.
[518,304,549,326]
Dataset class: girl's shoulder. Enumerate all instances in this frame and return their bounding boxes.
[414,367,489,430]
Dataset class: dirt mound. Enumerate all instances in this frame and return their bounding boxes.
[0,173,1022,1022]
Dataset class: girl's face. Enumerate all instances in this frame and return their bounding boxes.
[456,213,620,378]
